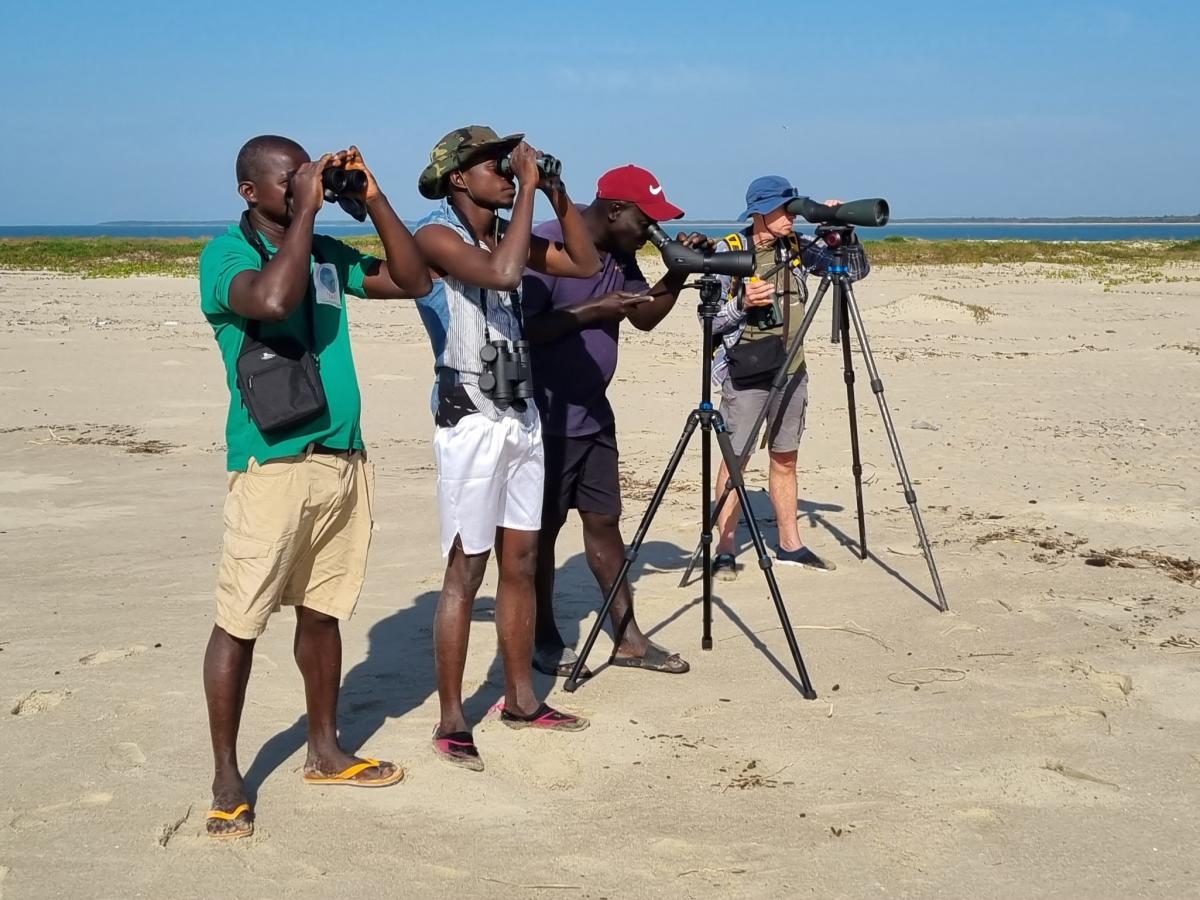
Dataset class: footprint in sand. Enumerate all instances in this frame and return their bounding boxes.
[525,744,582,790]
[1068,660,1134,700]
[106,742,146,773]
[0,471,81,493]
[10,689,70,716]
[79,645,147,666]
[954,806,1004,830]
[8,792,112,832]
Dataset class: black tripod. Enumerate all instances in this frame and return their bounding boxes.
[564,274,818,699]
[680,227,948,611]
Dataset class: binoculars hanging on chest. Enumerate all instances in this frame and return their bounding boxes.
[478,340,533,410]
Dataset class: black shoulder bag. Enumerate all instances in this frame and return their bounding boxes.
[725,238,796,390]
[726,334,787,389]
[234,213,328,433]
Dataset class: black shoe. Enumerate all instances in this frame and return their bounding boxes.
[532,645,591,679]
[712,553,738,581]
[773,545,837,571]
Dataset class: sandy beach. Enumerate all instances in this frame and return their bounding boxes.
[2,257,1198,899]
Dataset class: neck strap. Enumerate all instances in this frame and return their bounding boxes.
[238,211,323,348]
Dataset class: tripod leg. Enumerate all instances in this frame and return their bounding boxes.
[838,289,868,559]
[565,411,703,691]
[679,276,835,587]
[712,414,818,699]
[701,406,714,649]
[841,283,949,611]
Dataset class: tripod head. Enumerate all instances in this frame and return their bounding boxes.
[813,224,857,249]
[694,273,725,317]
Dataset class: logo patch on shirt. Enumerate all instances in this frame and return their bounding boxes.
[314,263,341,307]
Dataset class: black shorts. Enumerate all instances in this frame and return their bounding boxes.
[542,426,621,525]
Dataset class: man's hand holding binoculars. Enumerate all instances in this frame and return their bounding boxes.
[335,146,381,204]
[507,141,568,201]
[289,154,335,219]
[741,277,775,309]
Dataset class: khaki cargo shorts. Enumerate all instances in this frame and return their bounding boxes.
[720,371,810,458]
[214,448,375,640]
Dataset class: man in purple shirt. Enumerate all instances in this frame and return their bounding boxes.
[523,165,707,678]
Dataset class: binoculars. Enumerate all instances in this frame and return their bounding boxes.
[322,167,367,202]
[321,167,369,222]
[478,339,533,410]
[497,154,562,179]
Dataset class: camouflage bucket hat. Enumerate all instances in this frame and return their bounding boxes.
[418,125,525,200]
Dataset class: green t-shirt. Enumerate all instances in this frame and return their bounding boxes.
[199,223,379,471]
[740,241,806,376]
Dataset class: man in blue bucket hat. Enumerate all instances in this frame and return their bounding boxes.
[708,175,871,580]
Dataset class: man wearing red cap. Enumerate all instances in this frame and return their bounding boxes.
[522,165,708,677]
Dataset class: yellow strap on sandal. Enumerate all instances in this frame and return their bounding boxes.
[302,757,404,787]
[330,758,380,781]
[207,802,251,821]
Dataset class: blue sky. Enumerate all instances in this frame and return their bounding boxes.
[2,0,1198,224]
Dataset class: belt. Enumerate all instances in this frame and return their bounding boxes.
[311,443,352,456]
[437,367,466,388]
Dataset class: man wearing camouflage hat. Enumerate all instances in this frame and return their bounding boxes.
[412,126,600,771]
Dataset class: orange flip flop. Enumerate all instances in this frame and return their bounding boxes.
[302,757,405,787]
[206,802,254,839]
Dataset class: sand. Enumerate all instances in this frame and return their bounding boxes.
[1,259,1198,899]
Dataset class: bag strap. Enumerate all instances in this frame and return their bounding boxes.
[722,231,749,299]
[237,212,322,350]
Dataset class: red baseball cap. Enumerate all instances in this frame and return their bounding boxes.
[596,164,684,222]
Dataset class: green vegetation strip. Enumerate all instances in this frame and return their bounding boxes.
[1,236,1199,279]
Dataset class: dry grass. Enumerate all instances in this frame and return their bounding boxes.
[922,293,997,323]
[1083,548,1199,586]
[6,236,1200,279]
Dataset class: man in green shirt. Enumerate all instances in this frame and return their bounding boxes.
[198,135,430,839]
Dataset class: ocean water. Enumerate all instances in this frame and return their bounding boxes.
[2,222,1200,242]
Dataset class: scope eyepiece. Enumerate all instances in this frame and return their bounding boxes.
[645,222,671,249]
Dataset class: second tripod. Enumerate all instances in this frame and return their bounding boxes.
[564,273,818,698]
[680,225,948,611]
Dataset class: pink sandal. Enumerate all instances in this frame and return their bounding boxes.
[432,726,485,771]
[498,702,590,732]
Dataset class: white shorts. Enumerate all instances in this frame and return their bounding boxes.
[433,413,544,557]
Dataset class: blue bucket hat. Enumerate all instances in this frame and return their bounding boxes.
[739,175,799,220]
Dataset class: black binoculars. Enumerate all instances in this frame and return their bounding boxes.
[318,167,369,222]
[478,339,533,410]
[746,285,784,330]
[497,154,562,179]
[322,167,367,201]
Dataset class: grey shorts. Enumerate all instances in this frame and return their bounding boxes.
[719,372,809,457]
